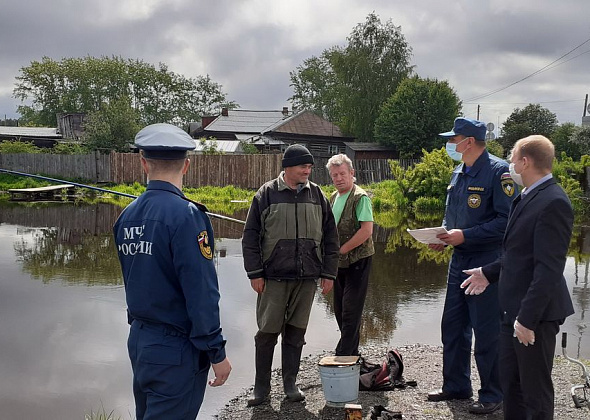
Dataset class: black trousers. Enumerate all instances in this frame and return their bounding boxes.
[334,256,372,356]
[499,320,560,420]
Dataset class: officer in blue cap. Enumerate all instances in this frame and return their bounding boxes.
[113,123,231,419]
[427,117,516,415]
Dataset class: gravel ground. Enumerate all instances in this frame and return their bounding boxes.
[214,344,590,419]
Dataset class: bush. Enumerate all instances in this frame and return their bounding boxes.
[405,148,454,201]
[413,196,445,212]
[0,140,42,153]
[48,142,89,154]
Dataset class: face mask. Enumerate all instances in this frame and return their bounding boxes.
[509,163,524,186]
[445,137,469,161]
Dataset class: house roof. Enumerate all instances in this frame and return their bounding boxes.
[344,142,396,151]
[204,110,289,134]
[202,109,347,139]
[0,126,62,138]
[192,139,243,153]
[267,111,345,137]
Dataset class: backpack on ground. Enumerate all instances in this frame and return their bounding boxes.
[359,348,416,391]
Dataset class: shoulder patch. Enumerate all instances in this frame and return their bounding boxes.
[501,177,515,197]
[500,172,512,180]
[197,231,213,260]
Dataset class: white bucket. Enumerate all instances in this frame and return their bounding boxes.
[318,363,360,407]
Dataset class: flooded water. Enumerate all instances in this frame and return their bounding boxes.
[0,202,589,419]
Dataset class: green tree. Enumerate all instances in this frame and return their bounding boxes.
[486,140,504,158]
[374,76,461,157]
[499,104,558,153]
[552,122,581,160]
[0,118,20,127]
[197,137,224,155]
[570,125,590,156]
[83,96,141,152]
[239,140,260,154]
[13,56,236,127]
[289,12,413,142]
[289,53,340,123]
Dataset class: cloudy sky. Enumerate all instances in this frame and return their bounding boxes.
[1,0,589,135]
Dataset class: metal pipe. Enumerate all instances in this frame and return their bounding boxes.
[0,168,246,225]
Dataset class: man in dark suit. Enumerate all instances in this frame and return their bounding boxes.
[461,135,574,419]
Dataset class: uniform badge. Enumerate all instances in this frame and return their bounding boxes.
[468,194,481,209]
[198,231,213,260]
[500,172,515,197]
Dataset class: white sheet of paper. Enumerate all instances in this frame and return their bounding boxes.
[406,227,448,244]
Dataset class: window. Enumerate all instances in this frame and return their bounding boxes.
[328,145,339,155]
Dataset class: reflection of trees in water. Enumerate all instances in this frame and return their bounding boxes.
[376,209,453,265]
[318,213,590,349]
[14,227,122,286]
[3,202,247,287]
[319,237,449,346]
[569,226,590,357]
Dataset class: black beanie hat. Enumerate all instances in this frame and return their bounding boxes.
[282,144,314,167]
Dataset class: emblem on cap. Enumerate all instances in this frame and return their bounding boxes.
[198,231,213,260]
[468,194,481,209]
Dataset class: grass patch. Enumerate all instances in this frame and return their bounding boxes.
[84,404,123,420]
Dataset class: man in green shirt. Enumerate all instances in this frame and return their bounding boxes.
[327,154,375,356]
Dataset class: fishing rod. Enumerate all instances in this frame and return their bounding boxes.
[0,168,246,225]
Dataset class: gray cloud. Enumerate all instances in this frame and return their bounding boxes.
[1,0,589,128]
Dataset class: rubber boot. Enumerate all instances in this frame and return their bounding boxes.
[247,331,278,407]
[282,325,306,402]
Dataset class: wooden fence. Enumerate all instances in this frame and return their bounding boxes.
[1,152,420,188]
[0,151,110,181]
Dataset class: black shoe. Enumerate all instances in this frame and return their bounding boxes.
[469,401,502,414]
[427,389,473,402]
[247,394,269,407]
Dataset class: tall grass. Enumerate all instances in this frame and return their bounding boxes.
[84,404,123,420]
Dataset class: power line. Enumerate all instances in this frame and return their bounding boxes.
[534,49,590,75]
[464,35,590,102]
[465,98,584,105]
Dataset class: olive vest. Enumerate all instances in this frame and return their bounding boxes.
[330,184,375,268]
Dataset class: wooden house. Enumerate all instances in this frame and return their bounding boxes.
[190,107,354,158]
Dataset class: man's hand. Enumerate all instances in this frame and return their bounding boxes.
[250,278,265,294]
[320,278,333,295]
[514,320,535,346]
[437,229,465,247]
[460,267,489,295]
[208,357,232,387]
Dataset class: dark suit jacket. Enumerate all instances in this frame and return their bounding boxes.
[482,178,574,330]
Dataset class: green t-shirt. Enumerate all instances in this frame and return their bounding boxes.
[332,191,373,225]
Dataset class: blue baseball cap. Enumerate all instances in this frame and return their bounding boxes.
[439,117,487,141]
[135,123,196,160]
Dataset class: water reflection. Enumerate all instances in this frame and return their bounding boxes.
[1,202,590,419]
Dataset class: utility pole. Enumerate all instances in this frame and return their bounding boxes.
[477,104,480,120]
[583,94,590,127]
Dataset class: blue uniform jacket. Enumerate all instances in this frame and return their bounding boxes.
[113,180,226,364]
[443,150,516,254]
